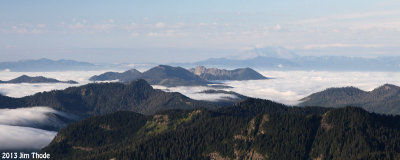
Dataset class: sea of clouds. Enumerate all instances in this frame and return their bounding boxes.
[224,71,400,105]
[154,70,400,105]
[1,70,400,105]
[1,69,400,151]
[0,70,122,97]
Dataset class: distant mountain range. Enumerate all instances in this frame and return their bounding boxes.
[183,56,400,71]
[299,84,400,115]
[89,69,143,82]
[0,75,78,84]
[41,99,400,159]
[189,66,268,80]
[169,47,400,71]
[90,65,267,87]
[0,58,98,71]
[90,65,210,87]
[5,49,400,72]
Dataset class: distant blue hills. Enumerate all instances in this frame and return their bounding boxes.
[0,58,97,72]
[181,56,400,71]
[3,49,400,72]
[170,47,400,71]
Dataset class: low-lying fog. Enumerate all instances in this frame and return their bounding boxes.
[1,69,400,151]
[1,70,400,105]
[0,107,76,151]
[152,85,240,102]
[0,124,57,150]
[155,71,400,105]
[0,70,122,97]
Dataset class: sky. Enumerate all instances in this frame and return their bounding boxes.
[1,0,400,63]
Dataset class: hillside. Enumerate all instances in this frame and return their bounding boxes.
[189,66,268,80]
[0,79,217,116]
[0,75,78,84]
[41,99,400,160]
[89,69,142,82]
[299,84,400,115]
[90,65,210,87]
[142,65,209,86]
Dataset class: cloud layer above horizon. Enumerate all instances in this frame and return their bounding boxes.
[1,1,400,63]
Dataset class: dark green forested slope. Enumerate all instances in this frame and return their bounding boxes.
[300,84,400,115]
[41,99,400,160]
[0,79,216,116]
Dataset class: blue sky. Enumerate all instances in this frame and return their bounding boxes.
[1,0,399,63]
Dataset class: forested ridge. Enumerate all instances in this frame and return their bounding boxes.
[41,98,400,160]
[0,79,216,116]
[300,84,400,115]
[89,65,210,87]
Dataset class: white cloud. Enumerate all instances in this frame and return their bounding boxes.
[131,32,140,37]
[146,30,188,37]
[67,20,116,33]
[2,70,400,107]
[152,85,239,102]
[171,22,185,28]
[273,24,281,31]
[0,124,56,150]
[147,32,159,37]
[224,70,400,105]
[36,24,47,28]
[0,70,117,97]
[303,43,385,49]
[298,10,400,25]
[155,70,400,106]
[0,106,79,150]
[155,22,166,28]
[125,23,137,30]
[348,21,400,31]
[11,24,46,34]
[0,106,77,129]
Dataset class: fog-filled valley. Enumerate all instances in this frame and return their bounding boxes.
[2,69,400,105]
[2,68,400,152]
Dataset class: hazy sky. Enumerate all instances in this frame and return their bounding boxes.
[1,0,400,63]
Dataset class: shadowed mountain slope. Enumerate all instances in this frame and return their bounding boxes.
[42,99,400,160]
[300,84,400,115]
[0,79,217,116]
[189,66,268,81]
